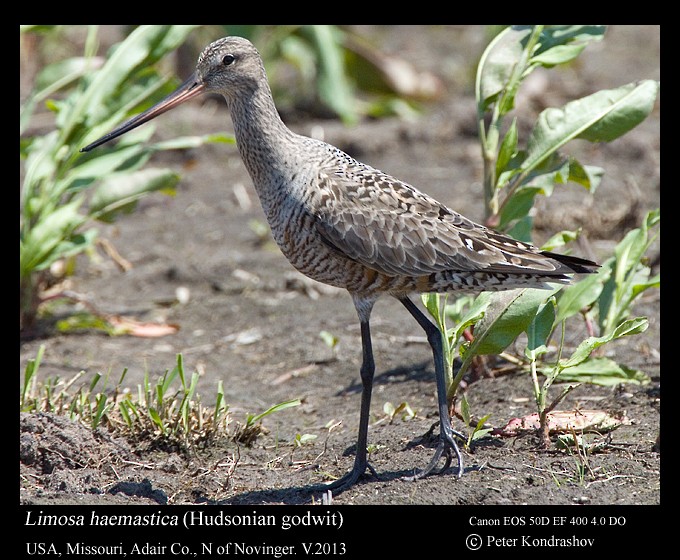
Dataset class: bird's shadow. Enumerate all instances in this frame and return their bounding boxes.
[335,360,434,397]
[211,467,457,506]
[212,433,504,505]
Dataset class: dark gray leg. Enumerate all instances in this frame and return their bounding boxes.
[325,319,378,490]
[400,296,464,480]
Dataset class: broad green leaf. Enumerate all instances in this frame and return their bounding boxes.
[70,132,231,191]
[90,119,158,151]
[531,43,588,66]
[279,34,317,85]
[526,298,556,354]
[523,80,659,172]
[422,293,441,319]
[499,156,601,231]
[555,271,606,323]
[476,26,531,112]
[460,394,471,426]
[21,132,61,205]
[596,257,617,329]
[146,26,198,61]
[610,314,649,337]
[89,168,179,222]
[451,292,493,344]
[613,215,654,283]
[631,273,660,298]
[496,118,518,177]
[62,142,152,189]
[472,415,493,438]
[599,209,659,333]
[89,25,196,117]
[443,294,480,323]
[560,317,648,369]
[530,26,606,68]
[49,229,98,262]
[601,265,657,335]
[470,416,493,442]
[540,229,580,252]
[78,75,173,149]
[471,287,558,356]
[525,343,549,362]
[615,210,659,290]
[643,207,661,229]
[566,161,604,191]
[20,198,88,276]
[577,80,659,142]
[555,356,650,386]
[499,186,543,229]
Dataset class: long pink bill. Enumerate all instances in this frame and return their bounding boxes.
[80,74,205,152]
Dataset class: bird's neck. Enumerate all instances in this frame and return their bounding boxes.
[227,84,298,195]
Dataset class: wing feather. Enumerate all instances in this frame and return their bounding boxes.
[313,166,588,278]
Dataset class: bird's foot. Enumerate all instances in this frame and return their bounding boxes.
[402,426,465,482]
[321,460,379,493]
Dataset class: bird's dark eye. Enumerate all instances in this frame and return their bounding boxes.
[222,54,236,66]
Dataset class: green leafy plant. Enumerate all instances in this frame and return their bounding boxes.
[527,210,657,443]
[593,209,660,337]
[423,25,659,445]
[21,350,233,448]
[382,401,416,423]
[20,25,232,330]
[460,394,492,449]
[294,433,318,447]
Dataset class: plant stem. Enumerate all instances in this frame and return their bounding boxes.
[477,25,544,221]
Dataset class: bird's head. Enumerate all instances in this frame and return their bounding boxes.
[80,36,262,152]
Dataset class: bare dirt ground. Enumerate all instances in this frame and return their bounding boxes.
[20,25,660,520]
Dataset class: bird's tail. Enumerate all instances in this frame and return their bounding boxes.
[540,251,600,275]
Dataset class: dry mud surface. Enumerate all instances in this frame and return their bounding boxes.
[20,26,660,542]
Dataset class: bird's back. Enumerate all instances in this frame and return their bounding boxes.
[252,135,597,300]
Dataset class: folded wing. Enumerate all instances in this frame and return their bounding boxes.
[313,167,596,279]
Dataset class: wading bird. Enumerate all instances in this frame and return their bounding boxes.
[82,36,597,491]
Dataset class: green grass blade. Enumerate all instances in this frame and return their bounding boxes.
[21,345,45,410]
[248,399,301,426]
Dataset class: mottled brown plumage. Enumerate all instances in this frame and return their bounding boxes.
[82,36,598,492]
